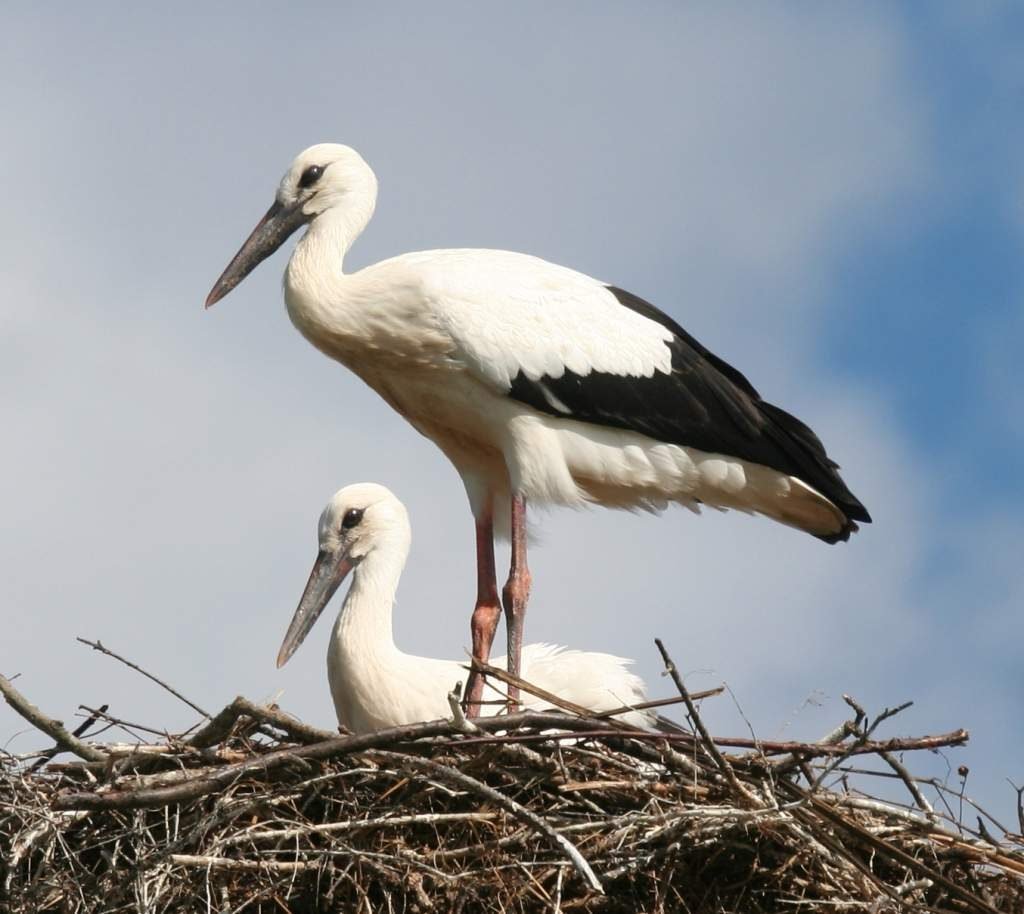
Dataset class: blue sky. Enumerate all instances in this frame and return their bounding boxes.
[2,5,1022,826]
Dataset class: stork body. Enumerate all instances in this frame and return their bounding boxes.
[207,144,871,713]
[276,483,653,734]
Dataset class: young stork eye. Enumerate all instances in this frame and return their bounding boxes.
[341,507,365,530]
[298,164,324,189]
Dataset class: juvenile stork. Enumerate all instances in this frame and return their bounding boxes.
[277,483,653,733]
[206,143,871,714]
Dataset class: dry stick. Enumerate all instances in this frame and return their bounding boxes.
[77,704,168,739]
[0,673,107,762]
[455,727,968,760]
[727,730,965,757]
[728,729,967,755]
[877,748,937,821]
[76,637,210,719]
[471,660,596,718]
[169,854,318,873]
[594,690,722,719]
[370,748,603,894]
[27,703,109,773]
[653,638,758,807]
[222,811,501,846]
[446,683,481,735]
[1011,779,1024,836]
[186,696,338,748]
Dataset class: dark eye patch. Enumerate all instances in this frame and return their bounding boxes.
[298,164,324,189]
[341,507,365,530]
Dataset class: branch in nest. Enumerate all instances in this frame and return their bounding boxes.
[185,696,338,748]
[27,704,109,773]
[0,674,107,763]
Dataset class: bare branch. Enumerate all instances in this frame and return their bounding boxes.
[185,696,337,748]
[76,637,210,719]
[654,638,759,807]
[0,674,107,762]
[877,749,936,821]
[27,704,109,773]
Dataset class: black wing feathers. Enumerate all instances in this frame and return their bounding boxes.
[506,285,870,532]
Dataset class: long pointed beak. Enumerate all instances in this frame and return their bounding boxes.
[205,198,309,308]
[276,549,354,668]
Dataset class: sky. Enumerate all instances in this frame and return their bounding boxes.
[2,4,1022,827]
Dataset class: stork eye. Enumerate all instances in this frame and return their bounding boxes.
[298,164,324,189]
[341,508,365,530]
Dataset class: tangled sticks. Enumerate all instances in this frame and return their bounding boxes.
[2,644,1023,913]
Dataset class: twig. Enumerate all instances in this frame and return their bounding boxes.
[1009,779,1024,837]
[169,854,319,872]
[446,682,480,734]
[472,659,721,724]
[27,704,109,773]
[469,659,596,718]
[765,728,966,759]
[594,689,722,719]
[222,811,501,846]
[0,674,107,762]
[186,696,337,748]
[654,638,758,807]
[370,749,603,894]
[76,704,166,739]
[877,748,936,821]
[76,637,210,719]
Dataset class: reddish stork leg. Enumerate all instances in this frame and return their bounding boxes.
[465,503,501,717]
[502,493,531,708]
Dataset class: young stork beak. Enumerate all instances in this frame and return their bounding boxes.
[205,198,309,308]
[276,548,354,668]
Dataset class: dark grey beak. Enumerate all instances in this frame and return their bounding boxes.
[276,549,354,668]
[205,199,309,308]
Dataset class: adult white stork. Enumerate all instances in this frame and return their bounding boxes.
[276,483,653,733]
[206,143,871,714]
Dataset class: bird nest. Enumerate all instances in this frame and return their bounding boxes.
[3,644,1024,914]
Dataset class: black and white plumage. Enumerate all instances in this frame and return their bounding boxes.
[206,143,871,712]
[508,284,867,543]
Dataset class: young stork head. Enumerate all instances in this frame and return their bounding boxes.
[276,483,409,668]
[205,143,377,307]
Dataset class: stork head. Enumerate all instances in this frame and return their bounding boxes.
[205,143,377,308]
[276,483,409,668]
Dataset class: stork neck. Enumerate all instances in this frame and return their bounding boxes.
[333,544,406,660]
[294,193,375,277]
